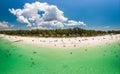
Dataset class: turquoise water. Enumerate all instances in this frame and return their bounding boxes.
[0,39,120,74]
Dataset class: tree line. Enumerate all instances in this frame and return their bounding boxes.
[0,27,120,37]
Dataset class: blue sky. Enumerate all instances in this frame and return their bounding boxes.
[0,0,120,30]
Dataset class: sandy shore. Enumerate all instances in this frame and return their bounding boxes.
[0,34,120,48]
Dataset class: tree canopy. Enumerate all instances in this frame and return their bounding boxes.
[0,27,120,37]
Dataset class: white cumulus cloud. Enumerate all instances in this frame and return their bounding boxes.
[9,1,86,29]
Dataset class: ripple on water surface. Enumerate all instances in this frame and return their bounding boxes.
[0,39,120,74]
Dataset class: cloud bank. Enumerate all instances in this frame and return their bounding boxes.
[9,1,86,29]
[0,21,14,30]
[0,21,9,29]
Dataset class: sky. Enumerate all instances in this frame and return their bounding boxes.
[0,0,120,30]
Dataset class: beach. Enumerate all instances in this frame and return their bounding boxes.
[0,35,120,74]
[0,0,120,74]
[0,34,120,48]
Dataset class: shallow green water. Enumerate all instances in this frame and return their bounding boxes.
[0,39,120,74]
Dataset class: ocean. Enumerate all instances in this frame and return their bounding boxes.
[0,38,120,74]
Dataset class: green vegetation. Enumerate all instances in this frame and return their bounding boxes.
[0,27,120,37]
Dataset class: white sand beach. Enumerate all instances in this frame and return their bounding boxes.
[0,34,120,48]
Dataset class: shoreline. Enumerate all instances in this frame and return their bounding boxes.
[0,34,120,49]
